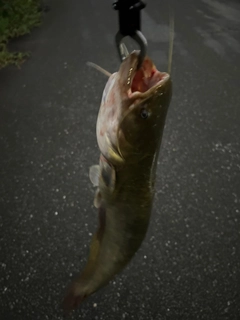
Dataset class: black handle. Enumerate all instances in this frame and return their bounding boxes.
[113,0,147,67]
[113,0,146,36]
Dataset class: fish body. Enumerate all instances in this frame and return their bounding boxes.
[63,51,172,311]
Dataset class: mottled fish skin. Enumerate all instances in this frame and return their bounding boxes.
[62,51,172,312]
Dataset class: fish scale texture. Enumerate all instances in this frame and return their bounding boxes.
[0,0,240,319]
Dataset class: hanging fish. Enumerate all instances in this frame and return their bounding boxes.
[62,47,173,311]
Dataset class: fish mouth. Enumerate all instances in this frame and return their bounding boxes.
[126,52,170,99]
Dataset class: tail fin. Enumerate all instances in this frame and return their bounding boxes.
[62,284,87,314]
[62,206,106,312]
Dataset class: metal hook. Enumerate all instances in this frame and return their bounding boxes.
[115,30,148,69]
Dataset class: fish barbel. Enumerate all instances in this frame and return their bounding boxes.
[63,50,172,311]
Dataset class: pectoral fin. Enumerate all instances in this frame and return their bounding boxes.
[89,165,100,187]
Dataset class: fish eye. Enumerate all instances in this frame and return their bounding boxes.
[140,108,148,119]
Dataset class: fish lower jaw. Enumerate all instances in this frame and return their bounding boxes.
[128,72,170,99]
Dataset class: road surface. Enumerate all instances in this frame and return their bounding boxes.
[0,0,240,319]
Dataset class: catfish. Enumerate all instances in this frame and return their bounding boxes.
[63,50,172,311]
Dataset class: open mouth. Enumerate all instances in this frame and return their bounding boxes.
[128,57,169,97]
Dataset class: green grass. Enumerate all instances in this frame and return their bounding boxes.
[0,0,42,69]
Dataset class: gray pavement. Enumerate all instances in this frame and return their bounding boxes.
[0,0,240,319]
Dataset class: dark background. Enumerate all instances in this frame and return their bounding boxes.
[0,0,240,319]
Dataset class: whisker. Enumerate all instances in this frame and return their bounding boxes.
[167,9,175,75]
[87,62,112,77]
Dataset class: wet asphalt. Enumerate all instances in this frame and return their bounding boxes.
[0,0,240,319]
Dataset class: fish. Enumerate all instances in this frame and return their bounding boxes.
[62,13,175,308]
[62,48,172,312]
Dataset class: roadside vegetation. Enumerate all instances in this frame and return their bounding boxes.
[0,0,42,69]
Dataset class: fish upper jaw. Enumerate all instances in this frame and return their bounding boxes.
[118,50,171,101]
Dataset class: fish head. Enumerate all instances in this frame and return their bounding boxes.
[96,51,172,164]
